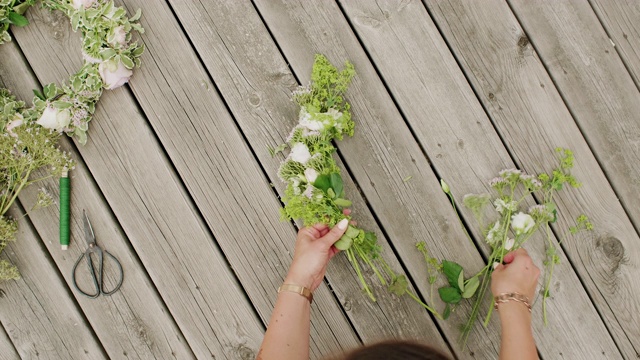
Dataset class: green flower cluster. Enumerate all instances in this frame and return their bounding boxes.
[1,89,74,280]
[277,55,439,314]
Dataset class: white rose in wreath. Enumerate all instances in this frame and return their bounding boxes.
[99,60,133,90]
[72,0,95,9]
[37,106,71,131]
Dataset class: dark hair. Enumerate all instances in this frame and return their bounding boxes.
[329,340,451,360]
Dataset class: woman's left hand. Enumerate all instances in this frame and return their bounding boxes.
[285,216,350,292]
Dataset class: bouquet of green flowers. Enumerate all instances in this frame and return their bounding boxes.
[0,89,74,280]
[276,54,438,314]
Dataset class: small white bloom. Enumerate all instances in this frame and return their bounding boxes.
[37,106,71,131]
[6,114,23,137]
[304,168,318,183]
[504,238,515,251]
[72,0,95,9]
[82,51,101,64]
[494,198,517,213]
[289,142,311,164]
[440,179,450,193]
[110,26,127,47]
[99,60,133,90]
[511,212,535,235]
[302,185,314,199]
[486,220,501,245]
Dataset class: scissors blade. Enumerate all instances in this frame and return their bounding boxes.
[83,210,96,246]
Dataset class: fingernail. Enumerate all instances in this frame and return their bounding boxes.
[337,218,349,230]
[493,262,500,269]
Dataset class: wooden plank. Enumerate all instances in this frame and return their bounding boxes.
[590,0,640,86]
[425,0,640,357]
[164,0,454,353]
[246,0,521,357]
[0,207,106,359]
[108,0,363,358]
[0,37,194,360]
[0,323,20,360]
[507,0,640,233]
[338,0,621,358]
[11,6,266,359]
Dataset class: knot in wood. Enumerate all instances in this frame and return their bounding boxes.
[517,35,529,49]
[248,92,261,107]
[600,236,625,263]
[235,344,255,360]
[343,299,352,311]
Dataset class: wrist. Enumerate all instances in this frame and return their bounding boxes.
[284,273,314,290]
[497,301,532,323]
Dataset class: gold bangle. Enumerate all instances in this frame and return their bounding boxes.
[278,284,313,304]
[494,292,532,312]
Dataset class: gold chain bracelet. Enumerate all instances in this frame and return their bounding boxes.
[494,292,532,312]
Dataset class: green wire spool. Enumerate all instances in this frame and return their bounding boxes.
[60,170,70,250]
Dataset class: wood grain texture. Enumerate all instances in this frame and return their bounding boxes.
[0,208,106,359]
[427,0,640,357]
[339,0,620,359]
[507,0,640,233]
[112,0,363,358]
[165,0,452,353]
[0,325,19,360]
[11,5,266,359]
[0,38,194,360]
[250,0,520,357]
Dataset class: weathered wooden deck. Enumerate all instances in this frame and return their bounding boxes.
[1,0,639,359]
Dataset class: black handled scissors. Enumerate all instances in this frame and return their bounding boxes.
[72,210,124,298]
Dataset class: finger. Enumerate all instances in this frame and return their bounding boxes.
[319,218,349,247]
[319,228,330,237]
[503,252,516,264]
[298,227,320,241]
[312,223,329,232]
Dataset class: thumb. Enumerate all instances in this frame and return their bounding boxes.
[319,218,349,247]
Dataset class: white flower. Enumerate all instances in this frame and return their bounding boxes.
[486,220,500,245]
[511,212,535,235]
[289,142,311,164]
[504,238,515,251]
[326,107,343,120]
[440,179,450,193]
[292,178,301,195]
[110,26,127,47]
[494,198,517,213]
[72,0,95,9]
[299,109,324,131]
[304,168,318,183]
[302,185,314,199]
[6,114,23,137]
[37,106,71,131]
[99,60,133,90]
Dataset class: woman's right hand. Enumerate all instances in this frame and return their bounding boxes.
[491,248,540,301]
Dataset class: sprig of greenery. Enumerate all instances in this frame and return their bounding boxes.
[420,148,587,345]
[278,55,439,315]
[0,0,37,44]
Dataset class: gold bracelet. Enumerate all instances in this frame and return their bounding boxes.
[278,284,313,304]
[494,292,532,312]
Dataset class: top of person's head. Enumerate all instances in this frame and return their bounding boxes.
[326,340,452,360]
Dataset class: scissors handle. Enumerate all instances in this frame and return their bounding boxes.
[101,250,123,295]
[72,248,102,299]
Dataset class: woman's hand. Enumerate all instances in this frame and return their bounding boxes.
[284,217,349,292]
[491,248,540,301]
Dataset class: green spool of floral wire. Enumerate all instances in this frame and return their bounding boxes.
[60,169,70,250]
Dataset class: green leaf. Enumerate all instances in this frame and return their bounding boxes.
[345,226,360,239]
[43,83,56,99]
[52,101,73,109]
[33,89,45,101]
[121,55,134,69]
[327,188,336,199]
[8,12,28,27]
[99,48,117,60]
[438,286,462,304]
[330,173,344,198]
[313,174,331,193]
[334,198,352,208]
[333,235,353,250]
[388,275,408,296]
[443,304,451,320]
[462,276,480,298]
[13,2,33,15]
[132,44,145,57]
[130,8,142,22]
[457,271,465,292]
[442,260,464,291]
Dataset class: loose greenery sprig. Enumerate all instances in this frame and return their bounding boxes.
[277,54,439,316]
[1,89,74,280]
[421,148,590,345]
